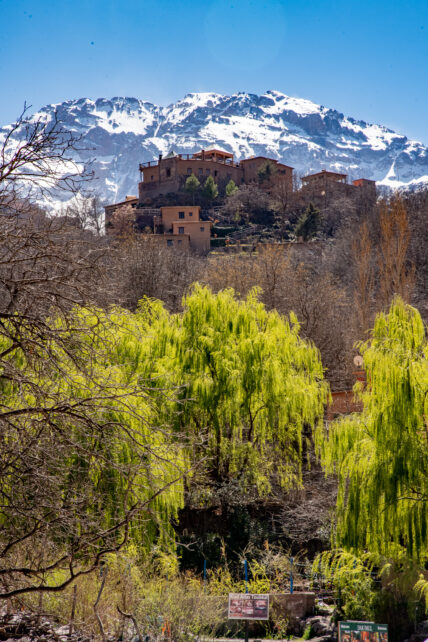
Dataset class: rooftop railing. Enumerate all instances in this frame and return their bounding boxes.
[139,155,238,170]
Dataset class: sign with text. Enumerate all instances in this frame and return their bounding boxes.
[228,593,269,620]
[339,621,388,642]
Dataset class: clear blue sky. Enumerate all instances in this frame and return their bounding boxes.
[1,0,428,143]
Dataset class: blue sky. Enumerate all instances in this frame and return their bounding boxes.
[1,0,428,143]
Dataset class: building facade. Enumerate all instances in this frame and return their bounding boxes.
[138,149,293,202]
[105,148,377,247]
[154,206,211,253]
[300,169,376,202]
[106,202,212,253]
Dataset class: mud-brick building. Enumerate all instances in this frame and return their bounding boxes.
[300,169,376,203]
[154,205,211,253]
[138,149,293,203]
[105,202,212,253]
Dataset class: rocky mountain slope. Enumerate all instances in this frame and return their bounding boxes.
[2,91,428,206]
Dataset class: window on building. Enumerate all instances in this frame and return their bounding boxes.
[214,170,218,177]
[200,227,205,232]
[178,211,185,219]
[178,227,184,234]
[166,168,171,177]
[227,173,231,180]
[206,169,210,175]
[187,167,192,175]
[167,239,173,247]
[198,168,203,176]
[151,175,154,181]
[189,211,193,216]
[178,239,182,245]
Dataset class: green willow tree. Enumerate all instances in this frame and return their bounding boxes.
[316,298,428,558]
[136,285,328,498]
[0,304,186,598]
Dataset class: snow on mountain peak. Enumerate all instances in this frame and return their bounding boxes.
[262,90,322,116]
[1,90,427,205]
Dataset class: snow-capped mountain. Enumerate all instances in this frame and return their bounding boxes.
[2,91,428,206]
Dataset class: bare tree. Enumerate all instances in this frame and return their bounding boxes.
[112,235,203,311]
[203,245,353,389]
[0,109,188,601]
[64,194,105,235]
[378,196,414,307]
[0,104,93,210]
[352,219,375,337]
[271,180,292,239]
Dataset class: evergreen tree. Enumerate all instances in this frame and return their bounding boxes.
[225,179,238,197]
[294,203,321,241]
[202,175,218,202]
[257,160,277,184]
[316,298,428,559]
[185,173,200,204]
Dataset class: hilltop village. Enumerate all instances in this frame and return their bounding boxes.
[105,148,376,252]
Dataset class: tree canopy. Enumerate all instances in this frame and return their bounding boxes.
[225,179,238,197]
[136,284,328,498]
[294,203,321,241]
[317,298,428,559]
[0,297,186,598]
[184,173,200,203]
[202,175,218,202]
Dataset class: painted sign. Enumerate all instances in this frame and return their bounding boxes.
[228,593,269,620]
[339,621,388,642]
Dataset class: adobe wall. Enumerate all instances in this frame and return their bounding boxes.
[172,220,211,252]
[241,158,293,192]
[326,390,363,421]
[161,206,200,231]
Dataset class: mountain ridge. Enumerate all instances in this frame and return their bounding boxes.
[2,90,427,205]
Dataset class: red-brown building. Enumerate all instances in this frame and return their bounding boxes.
[105,201,212,253]
[138,149,293,202]
[300,169,376,201]
[154,205,211,252]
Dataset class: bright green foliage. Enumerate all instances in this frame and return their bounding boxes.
[225,179,238,196]
[137,285,328,496]
[0,306,186,562]
[202,175,219,201]
[314,550,379,620]
[294,203,321,241]
[317,298,428,559]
